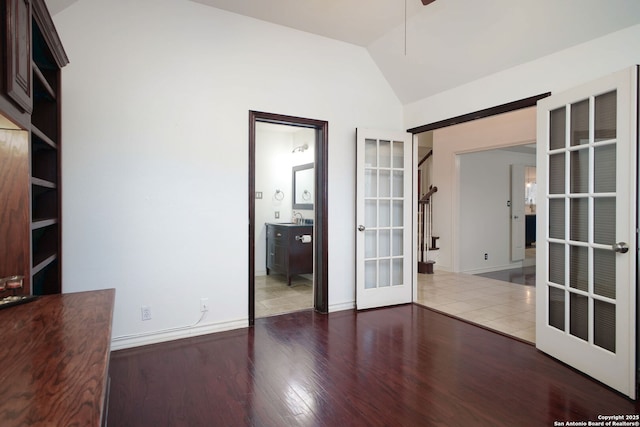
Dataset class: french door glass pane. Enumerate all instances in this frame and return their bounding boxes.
[594,248,616,299]
[379,230,390,257]
[379,259,390,287]
[569,245,588,291]
[595,91,617,142]
[594,144,616,192]
[571,99,589,146]
[365,200,377,228]
[392,200,403,227]
[549,243,565,285]
[392,258,403,286]
[594,197,615,245]
[365,260,376,289]
[365,170,377,197]
[392,170,404,197]
[570,149,589,193]
[379,200,390,227]
[380,170,391,197]
[570,293,589,341]
[570,198,588,242]
[365,230,377,258]
[549,199,565,239]
[380,140,391,167]
[393,141,404,168]
[550,107,566,150]
[549,153,565,194]
[594,300,616,352]
[548,286,565,330]
[392,229,403,256]
[365,139,377,167]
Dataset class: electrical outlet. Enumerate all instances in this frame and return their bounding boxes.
[275,211,280,219]
[141,305,152,321]
[256,191,263,199]
[484,253,488,260]
[200,298,209,313]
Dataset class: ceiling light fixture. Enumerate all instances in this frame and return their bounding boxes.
[292,143,309,153]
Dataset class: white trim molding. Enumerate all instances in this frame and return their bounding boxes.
[111,318,248,351]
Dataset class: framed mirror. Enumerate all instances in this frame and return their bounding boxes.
[292,163,314,210]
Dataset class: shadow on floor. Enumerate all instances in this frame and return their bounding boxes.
[475,265,536,286]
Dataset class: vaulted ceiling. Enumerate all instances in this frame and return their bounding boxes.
[46,0,640,104]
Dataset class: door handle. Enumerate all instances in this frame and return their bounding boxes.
[612,242,629,253]
[358,225,365,232]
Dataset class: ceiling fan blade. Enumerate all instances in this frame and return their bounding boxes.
[421,0,436,5]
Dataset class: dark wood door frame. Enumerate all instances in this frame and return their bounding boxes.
[406,93,550,134]
[248,111,329,326]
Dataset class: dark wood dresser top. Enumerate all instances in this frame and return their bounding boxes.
[0,289,115,426]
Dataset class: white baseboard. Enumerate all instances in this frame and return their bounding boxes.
[110,318,248,351]
[329,301,355,313]
[111,302,357,351]
[463,262,527,275]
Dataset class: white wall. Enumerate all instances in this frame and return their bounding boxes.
[458,149,535,273]
[405,24,640,130]
[54,0,403,348]
[431,107,536,272]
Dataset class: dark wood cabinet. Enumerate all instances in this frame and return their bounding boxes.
[0,289,115,426]
[0,126,30,295]
[29,0,67,294]
[0,0,67,296]
[5,0,32,114]
[266,223,313,286]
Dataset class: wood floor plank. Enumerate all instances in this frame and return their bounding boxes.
[108,305,639,426]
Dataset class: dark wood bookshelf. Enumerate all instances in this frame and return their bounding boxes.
[28,0,69,295]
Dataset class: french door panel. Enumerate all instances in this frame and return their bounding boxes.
[536,67,637,399]
[356,129,413,310]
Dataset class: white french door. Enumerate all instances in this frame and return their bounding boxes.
[356,129,413,310]
[536,67,637,399]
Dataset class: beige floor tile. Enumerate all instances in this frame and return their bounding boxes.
[511,326,536,343]
[416,270,536,344]
[255,275,313,318]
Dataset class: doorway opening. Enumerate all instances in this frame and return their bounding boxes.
[248,111,328,326]
[410,98,546,344]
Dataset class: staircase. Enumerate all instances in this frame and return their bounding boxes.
[417,148,438,273]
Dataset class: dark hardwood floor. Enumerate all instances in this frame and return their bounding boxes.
[108,304,638,426]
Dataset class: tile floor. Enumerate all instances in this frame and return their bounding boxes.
[415,270,536,343]
[255,274,313,318]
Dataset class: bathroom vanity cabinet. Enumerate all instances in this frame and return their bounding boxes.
[266,223,313,286]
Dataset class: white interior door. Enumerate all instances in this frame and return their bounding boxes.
[536,67,637,399]
[356,129,413,310]
[511,164,526,261]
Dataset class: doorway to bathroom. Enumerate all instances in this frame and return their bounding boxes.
[248,111,328,326]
